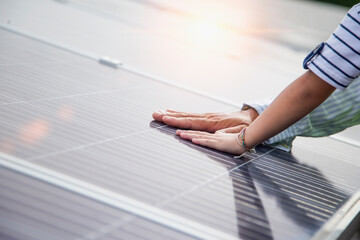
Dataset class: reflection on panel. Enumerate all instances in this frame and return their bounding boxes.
[161,137,360,240]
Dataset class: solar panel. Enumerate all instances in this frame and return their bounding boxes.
[1,0,360,239]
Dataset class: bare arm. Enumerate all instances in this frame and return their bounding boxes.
[244,70,335,149]
[176,70,336,155]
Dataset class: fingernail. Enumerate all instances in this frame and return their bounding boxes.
[176,130,182,135]
[157,110,165,114]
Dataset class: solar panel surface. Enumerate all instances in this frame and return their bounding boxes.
[0,0,360,239]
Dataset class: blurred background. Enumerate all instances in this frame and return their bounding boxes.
[309,0,358,7]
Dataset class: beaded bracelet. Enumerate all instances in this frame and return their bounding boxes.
[236,128,256,153]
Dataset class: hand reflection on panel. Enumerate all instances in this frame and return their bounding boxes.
[245,151,349,238]
[150,121,273,240]
[151,121,349,240]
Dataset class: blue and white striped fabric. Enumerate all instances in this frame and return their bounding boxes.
[245,4,360,151]
[306,3,360,90]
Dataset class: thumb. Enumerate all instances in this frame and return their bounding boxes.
[215,124,247,134]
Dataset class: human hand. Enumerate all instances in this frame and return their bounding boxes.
[152,109,259,133]
[176,130,245,155]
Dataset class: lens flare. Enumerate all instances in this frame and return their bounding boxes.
[191,19,222,46]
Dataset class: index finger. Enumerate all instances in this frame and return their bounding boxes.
[152,110,207,122]
[162,116,216,132]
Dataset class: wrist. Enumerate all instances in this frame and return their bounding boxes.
[236,128,256,153]
[242,124,257,149]
[243,108,259,123]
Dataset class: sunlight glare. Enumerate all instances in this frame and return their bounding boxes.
[185,9,240,52]
[186,8,228,49]
[192,19,221,46]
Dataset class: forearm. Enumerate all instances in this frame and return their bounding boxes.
[244,70,335,148]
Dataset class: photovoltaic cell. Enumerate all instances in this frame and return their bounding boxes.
[0,167,196,240]
[0,14,360,240]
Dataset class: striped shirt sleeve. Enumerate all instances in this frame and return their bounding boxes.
[305,4,360,90]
